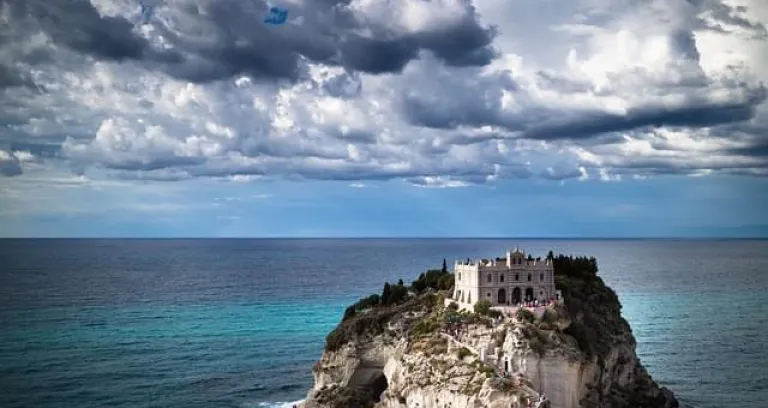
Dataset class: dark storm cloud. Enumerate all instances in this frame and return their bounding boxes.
[4,0,496,83]
[724,141,768,158]
[418,19,498,67]
[339,36,420,74]
[404,83,768,141]
[0,65,37,89]
[90,156,207,172]
[524,90,767,140]
[6,0,150,61]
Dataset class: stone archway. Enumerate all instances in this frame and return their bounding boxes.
[525,287,534,302]
[497,288,507,305]
[511,287,522,304]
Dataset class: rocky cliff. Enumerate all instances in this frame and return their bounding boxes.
[301,256,680,408]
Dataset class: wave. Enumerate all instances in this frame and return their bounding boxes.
[247,399,304,408]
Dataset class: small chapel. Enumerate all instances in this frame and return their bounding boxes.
[451,248,557,310]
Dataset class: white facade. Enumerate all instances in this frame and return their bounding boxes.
[451,248,556,309]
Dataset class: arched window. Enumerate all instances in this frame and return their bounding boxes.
[460,291,465,303]
[540,273,544,281]
[500,274,504,282]
[458,272,461,281]
[527,274,532,282]
[468,293,472,303]
[487,292,491,298]
[515,274,519,281]
[487,274,492,283]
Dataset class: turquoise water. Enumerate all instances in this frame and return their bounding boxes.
[1,239,767,407]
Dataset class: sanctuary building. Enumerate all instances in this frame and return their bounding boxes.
[451,248,557,310]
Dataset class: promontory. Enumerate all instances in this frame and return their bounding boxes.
[300,248,680,408]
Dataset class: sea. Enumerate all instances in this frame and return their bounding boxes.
[1,239,766,408]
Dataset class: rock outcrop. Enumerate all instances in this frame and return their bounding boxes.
[301,257,680,408]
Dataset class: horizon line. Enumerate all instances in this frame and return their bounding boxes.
[1,237,767,240]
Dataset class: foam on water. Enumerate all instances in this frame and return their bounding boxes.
[250,400,304,408]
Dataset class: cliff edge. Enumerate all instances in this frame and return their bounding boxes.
[301,254,680,408]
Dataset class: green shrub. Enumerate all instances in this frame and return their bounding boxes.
[411,318,441,337]
[516,308,535,323]
[474,299,492,315]
[447,302,459,311]
[456,347,472,359]
[541,308,558,324]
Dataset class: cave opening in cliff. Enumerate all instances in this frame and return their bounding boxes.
[369,371,388,402]
[349,365,388,402]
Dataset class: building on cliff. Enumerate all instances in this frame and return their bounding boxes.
[451,248,559,310]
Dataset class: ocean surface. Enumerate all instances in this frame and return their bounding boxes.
[1,239,767,408]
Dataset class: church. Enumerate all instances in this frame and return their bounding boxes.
[451,248,557,310]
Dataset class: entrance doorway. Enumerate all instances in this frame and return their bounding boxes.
[511,287,521,304]
[525,287,534,302]
[497,288,507,304]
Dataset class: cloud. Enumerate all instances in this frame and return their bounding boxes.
[2,0,495,83]
[0,150,23,176]
[407,176,472,188]
[0,0,766,187]
[0,150,37,176]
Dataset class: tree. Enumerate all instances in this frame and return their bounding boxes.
[442,258,448,274]
[411,275,427,293]
[438,274,454,291]
[474,299,492,315]
[547,250,554,260]
[389,283,408,304]
[397,279,404,286]
[381,283,392,305]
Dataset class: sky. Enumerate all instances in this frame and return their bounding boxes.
[0,0,767,238]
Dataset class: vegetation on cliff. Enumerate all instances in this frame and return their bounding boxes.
[551,253,630,359]
[328,261,456,351]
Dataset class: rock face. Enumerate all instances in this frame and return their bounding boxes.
[302,268,679,408]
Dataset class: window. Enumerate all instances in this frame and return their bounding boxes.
[458,272,461,281]
[500,274,504,282]
[460,291,464,303]
[540,273,544,281]
[515,274,519,281]
[487,274,492,283]
[468,293,472,303]
[527,274,532,282]
[487,293,491,297]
